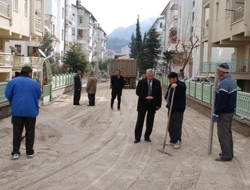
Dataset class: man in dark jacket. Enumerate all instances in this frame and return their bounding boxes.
[212,63,237,162]
[5,66,41,160]
[134,69,162,143]
[111,70,124,110]
[73,70,82,105]
[165,72,186,149]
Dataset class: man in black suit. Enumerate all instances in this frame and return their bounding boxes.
[134,69,162,143]
[111,70,125,110]
[73,70,82,105]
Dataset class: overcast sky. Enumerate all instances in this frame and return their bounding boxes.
[82,0,169,35]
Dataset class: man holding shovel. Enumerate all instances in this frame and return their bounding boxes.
[165,72,186,149]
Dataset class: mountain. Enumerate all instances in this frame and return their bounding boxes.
[106,16,158,53]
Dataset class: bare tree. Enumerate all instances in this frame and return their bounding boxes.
[166,0,201,78]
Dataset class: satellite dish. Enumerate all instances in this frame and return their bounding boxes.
[44,25,50,33]
[38,49,46,58]
[9,46,18,56]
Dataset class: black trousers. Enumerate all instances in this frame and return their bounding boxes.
[217,113,234,159]
[168,111,184,143]
[134,107,155,140]
[88,93,95,106]
[111,92,121,108]
[73,90,81,105]
[12,116,36,155]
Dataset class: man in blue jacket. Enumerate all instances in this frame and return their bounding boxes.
[165,72,186,149]
[212,63,237,162]
[5,66,41,160]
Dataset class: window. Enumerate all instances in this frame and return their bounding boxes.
[62,29,64,40]
[24,0,27,15]
[14,45,21,55]
[72,28,75,36]
[160,22,162,28]
[79,17,83,24]
[14,0,18,11]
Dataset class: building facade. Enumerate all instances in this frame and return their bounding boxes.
[200,0,250,92]
[160,0,235,78]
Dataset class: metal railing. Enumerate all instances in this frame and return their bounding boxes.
[0,73,75,103]
[202,59,250,73]
[35,19,42,32]
[52,73,75,89]
[0,82,7,103]
[232,6,244,23]
[0,55,40,67]
[0,1,9,17]
[155,75,250,121]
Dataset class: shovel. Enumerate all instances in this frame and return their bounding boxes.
[157,87,176,155]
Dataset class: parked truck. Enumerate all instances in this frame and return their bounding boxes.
[109,58,137,89]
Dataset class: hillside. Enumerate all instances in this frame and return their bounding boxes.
[106,17,157,53]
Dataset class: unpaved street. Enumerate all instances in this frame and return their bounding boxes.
[1,81,250,190]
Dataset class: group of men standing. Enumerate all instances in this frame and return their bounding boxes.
[5,63,237,162]
[73,70,97,106]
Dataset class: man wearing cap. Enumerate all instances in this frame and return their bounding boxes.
[86,71,97,106]
[73,70,82,105]
[134,69,162,143]
[164,72,186,149]
[212,63,237,162]
[5,66,41,160]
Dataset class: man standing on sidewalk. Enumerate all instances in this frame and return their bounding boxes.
[73,70,82,105]
[86,71,97,106]
[212,63,237,162]
[110,70,124,110]
[165,72,186,149]
[5,66,41,160]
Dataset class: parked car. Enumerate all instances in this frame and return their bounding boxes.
[186,76,210,83]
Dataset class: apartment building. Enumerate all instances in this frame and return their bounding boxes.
[160,0,234,78]
[151,17,165,72]
[0,0,44,54]
[0,0,44,81]
[200,0,250,92]
[76,4,107,64]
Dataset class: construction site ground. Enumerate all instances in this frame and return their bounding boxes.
[1,81,250,190]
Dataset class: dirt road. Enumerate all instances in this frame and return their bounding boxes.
[1,81,250,190]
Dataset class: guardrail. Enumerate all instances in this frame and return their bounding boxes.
[0,82,7,103]
[202,59,249,73]
[0,73,75,103]
[52,73,75,89]
[155,75,250,121]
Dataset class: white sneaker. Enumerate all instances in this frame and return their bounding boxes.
[12,154,19,160]
[165,141,174,146]
[27,154,35,158]
[174,140,181,149]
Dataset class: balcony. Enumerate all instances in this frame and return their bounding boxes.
[169,20,178,31]
[232,6,244,23]
[201,59,250,78]
[35,19,42,32]
[168,42,177,52]
[169,0,179,10]
[0,0,9,17]
[202,27,209,37]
